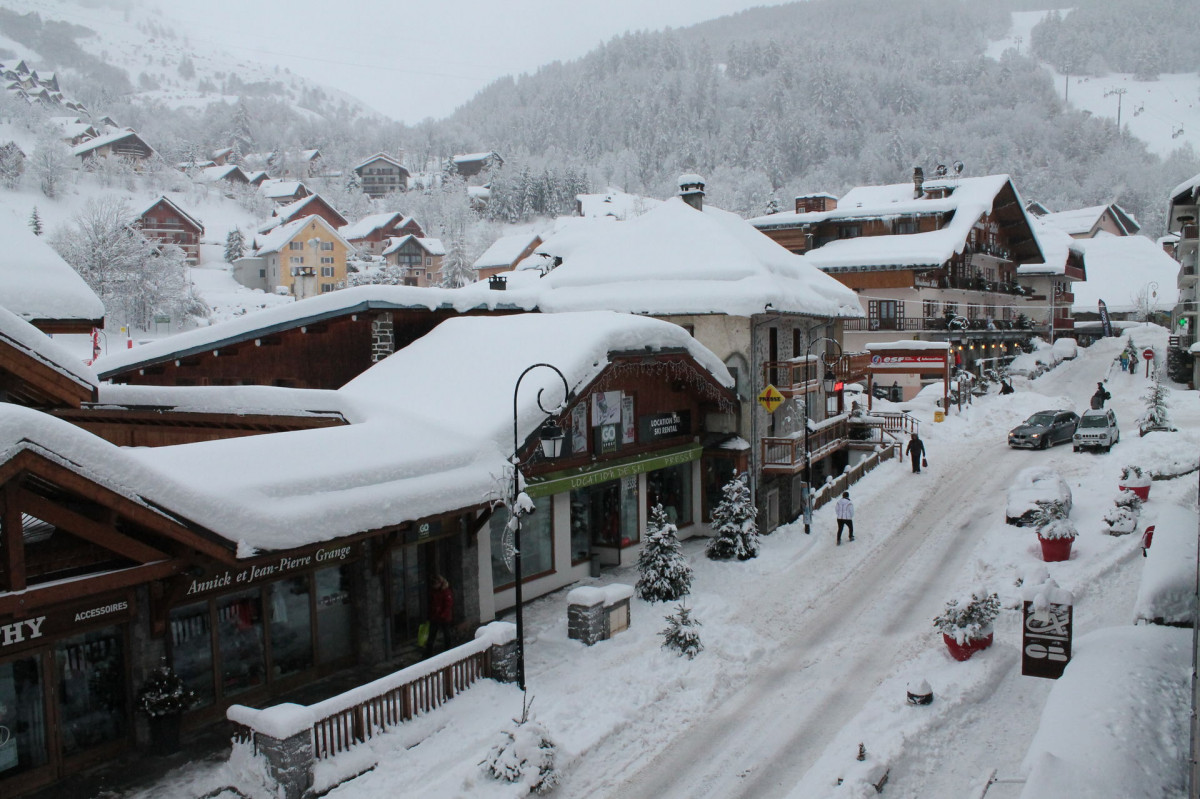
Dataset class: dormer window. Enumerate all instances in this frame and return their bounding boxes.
[895,218,919,235]
[839,225,861,239]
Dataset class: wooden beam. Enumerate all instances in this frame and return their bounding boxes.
[2,482,25,592]
[16,489,169,564]
[0,559,181,615]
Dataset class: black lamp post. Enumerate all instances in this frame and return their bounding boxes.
[508,363,570,692]
[803,337,842,535]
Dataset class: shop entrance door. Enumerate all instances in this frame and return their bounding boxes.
[388,537,457,657]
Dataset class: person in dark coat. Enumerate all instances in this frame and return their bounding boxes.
[424,576,454,657]
[1090,382,1110,409]
[999,380,1014,395]
[906,432,925,473]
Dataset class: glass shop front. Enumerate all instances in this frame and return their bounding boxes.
[0,593,135,796]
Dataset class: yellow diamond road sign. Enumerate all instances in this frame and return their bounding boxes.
[758,384,784,413]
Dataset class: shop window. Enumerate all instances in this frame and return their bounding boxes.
[0,655,48,778]
[389,546,428,646]
[315,565,354,662]
[55,626,127,756]
[647,461,693,527]
[268,577,313,678]
[216,589,265,697]
[571,476,640,549]
[490,495,554,588]
[169,603,214,708]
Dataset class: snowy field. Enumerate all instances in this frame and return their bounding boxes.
[120,325,1196,799]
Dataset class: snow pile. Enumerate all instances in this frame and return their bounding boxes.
[1019,626,1191,799]
[1133,502,1198,625]
[0,208,105,324]
[1005,467,1072,524]
[1070,234,1181,314]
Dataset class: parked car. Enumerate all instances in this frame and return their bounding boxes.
[1006,467,1073,526]
[1008,410,1079,449]
[1074,408,1120,452]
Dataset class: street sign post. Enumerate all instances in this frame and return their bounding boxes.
[1143,348,1154,377]
[757,385,784,414]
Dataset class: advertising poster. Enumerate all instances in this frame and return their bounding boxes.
[621,396,635,444]
[571,403,588,455]
[592,391,621,426]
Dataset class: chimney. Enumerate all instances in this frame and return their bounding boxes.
[913,166,924,199]
[488,274,507,291]
[678,173,706,211]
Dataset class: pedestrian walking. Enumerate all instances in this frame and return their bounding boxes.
[835,491,854,545]
[906,432,926,474]
[1119,353,1130,372]
[1090,381,1110,409]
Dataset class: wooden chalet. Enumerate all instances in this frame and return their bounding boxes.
[71,129,155,166]
[135,197,205,265]
[1029,202,1141,239]
[750,170,1046,391]
[196,164,248,187]
[352,154,409,198]
[339,212,424,255]
[258,194,349,235]
[472,232,542,280]
[259,179,311,205]
[381,235,445,287]
[451,151,503,179]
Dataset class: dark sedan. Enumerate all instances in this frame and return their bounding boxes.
[1008,410,1079,449]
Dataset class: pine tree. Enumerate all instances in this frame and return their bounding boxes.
[224,229,245,263]
[660,604,702,659]
[28,206,42,236]
[705,472,760,561]
[636,504,693,602]
[1137,368,1172,434]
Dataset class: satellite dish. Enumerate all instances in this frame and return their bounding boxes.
[953,161,964,175]
[936,164,947,177]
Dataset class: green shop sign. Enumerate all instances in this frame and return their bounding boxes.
[525,443,701,498]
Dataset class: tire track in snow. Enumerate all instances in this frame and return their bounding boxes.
[564,446,1029,799]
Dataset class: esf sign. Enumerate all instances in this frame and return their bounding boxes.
[1021,599,1073,679]
[870,355,946,368]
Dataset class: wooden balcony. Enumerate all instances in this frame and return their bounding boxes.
[762,355,854,396]
[761,419,847,475]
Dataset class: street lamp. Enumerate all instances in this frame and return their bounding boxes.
[803,336,842,535]
[507,363,570,692]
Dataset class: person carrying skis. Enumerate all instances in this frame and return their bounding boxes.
[1090,381,1111,409]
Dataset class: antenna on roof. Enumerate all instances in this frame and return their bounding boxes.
[953,161,964,175]
[935,164,948,178]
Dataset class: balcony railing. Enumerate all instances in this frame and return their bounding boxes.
[845,317,1031,333]
[918,275,1028,295]
[763,355,854,396]
[761,419,848,474]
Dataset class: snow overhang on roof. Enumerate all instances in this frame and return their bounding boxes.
[0,210,105,326]
[1069,234,1181,314]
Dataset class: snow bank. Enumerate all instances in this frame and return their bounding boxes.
[1019,626,1191,799]
[1134,502,1198,626]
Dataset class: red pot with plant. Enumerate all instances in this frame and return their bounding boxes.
[934,590,1000,662]
[1118,465,1151,502]
[1037,518,1077,562]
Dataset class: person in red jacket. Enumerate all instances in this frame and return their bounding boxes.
[425,576,454,657]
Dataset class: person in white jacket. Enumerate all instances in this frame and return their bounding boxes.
[835,491,854,545]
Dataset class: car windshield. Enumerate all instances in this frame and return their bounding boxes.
[1080,415,1110,428]
[1025,413,1055,426]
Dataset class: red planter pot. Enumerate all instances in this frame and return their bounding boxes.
[942,632,994,662]
[1038,535,1074,562]
[1119,483,1150,501]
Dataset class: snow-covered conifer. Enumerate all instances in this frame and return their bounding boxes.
[224,228,245,263]
[29,206,42,236]
[482,716,560,795]
[705,471,759,561]
[1137,368,1172,434]
[660,603,702,659]
[637,503,692,602]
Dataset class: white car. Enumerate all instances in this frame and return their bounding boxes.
[1074,408,1120,452]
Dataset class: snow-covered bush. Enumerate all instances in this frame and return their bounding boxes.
[660,604,703,659]
[1038,518,1078,541]
[636,503,692,602]
[1120,465,1149,485]
[481,716,561,795]
[705,472,759,560]
[933,591,1000,645]
[1006,467,1072,527]
[1103,504,1138,536]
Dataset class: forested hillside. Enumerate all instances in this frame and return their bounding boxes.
[446,0,1198,234]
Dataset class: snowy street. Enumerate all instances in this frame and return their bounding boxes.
[128,325,1196,799]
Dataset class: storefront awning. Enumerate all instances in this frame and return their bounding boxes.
[525,443,702,498]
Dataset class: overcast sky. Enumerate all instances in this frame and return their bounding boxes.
[162,0,792,124]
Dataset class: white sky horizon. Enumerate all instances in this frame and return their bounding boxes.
[157,0,794,124]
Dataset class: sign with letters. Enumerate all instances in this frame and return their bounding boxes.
[638,411,690,442]
[0,592,135,656]
[175,542,361,600]
[1021,598,1073,679]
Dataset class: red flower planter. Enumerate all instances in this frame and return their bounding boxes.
[1119,483,1150,501]
[942,632,994,662]
[1038,535,1074,562]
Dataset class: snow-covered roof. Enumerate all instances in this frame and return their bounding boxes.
[258,194,345,233]
[353,153,406,173]
[473,232,541,269]
[1169,171,1200,203]
[71,128,152,157]
[532,197,863,319]
[1018,216,1074,277]
[758,175,1036,272]
[576,189,663,220]
[0,209,105,324]
[0,305,97,391]
[452,151,498,165]
[382,235,444,257]
[15,312,732,553]
[339,212,407,240]
[253,214,350,256]
[196,164,246,183]
[1039,204,1139,237]
[1068,234,1180,314]
[94,383,349,420]
[92,284,538,378]
[260,179,308,199]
